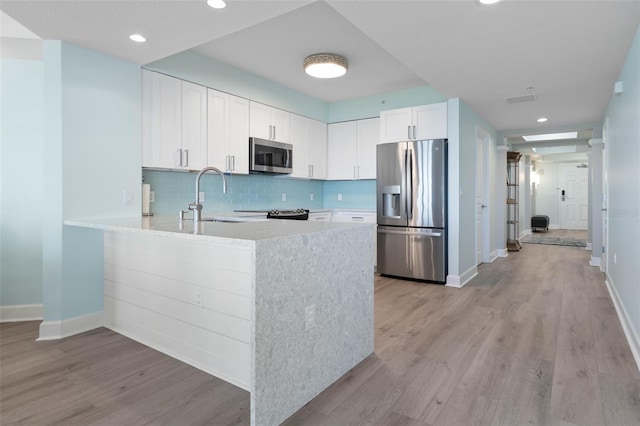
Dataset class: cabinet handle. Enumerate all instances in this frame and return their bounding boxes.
[177,149,183,167]
[311,165,314,178]
[231,155,235,171]
[184,149,189,167]
[225,155,229,172]
[353,166,357,180]
[408,125,411,140]
[357,165,360,179]
[273,125,276,140]
[352,216,364,221]
[413,125,416,140]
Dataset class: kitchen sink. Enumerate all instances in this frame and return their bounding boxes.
[201,216,269,223]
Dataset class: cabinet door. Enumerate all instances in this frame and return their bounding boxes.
[181,81,208,170]
[327,121,357,180]
[307,119,327,180]
[413,102,448,140]
[249,101,273,140]
[228,95,249,175]
[380,107,412,143]
[207,88,229,172]
[151,73,182,168]
[356,118,380,179]
[270,107,290,143]
[289,114,309,178]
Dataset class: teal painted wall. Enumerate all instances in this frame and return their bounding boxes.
[0,58,44,306]
[605,25,640,343]
[42,41,141,321]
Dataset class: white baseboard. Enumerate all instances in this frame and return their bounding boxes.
[0,304,44,323]
[37,311,104,341]
[519,229,532,240]
[489,250,498,263]
[589,256,601,267]
[446,265,478,288]
[604,277,640,373]
[549,225,561,230]
[496,248,509,258]
[586,242,593,250]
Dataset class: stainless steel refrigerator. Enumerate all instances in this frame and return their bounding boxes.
[377,139,447,283]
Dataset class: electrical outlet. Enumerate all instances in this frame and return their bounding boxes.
[282,192,287,202]
[305,304,316,330]
[337,193,343,201]
[199,191,205,203]
[149,191,155,203]
[123,190,134,205]
[310,193,314,201]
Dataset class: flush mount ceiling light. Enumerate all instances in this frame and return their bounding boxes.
[523,131,578,142]
[129,34,146,43]
[537,117,548,123]
[207,0,227,9]
[479,0,502,4]
[304,53,348,79]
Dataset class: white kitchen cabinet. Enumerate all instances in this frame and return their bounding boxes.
[290,114,327,179]
[308,211,332,221]
[142,71,207,170]
[327,117,379,180]
[249,101,290,143]
[207,89,250,174]
[331,210,377,266]
[380,102,448,143]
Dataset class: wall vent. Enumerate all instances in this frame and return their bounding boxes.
[505,94,536,104]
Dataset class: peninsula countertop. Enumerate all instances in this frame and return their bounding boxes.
[64,213,373,244]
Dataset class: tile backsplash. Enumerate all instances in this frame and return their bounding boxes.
[142,170,376,214]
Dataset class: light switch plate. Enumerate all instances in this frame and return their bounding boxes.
[123,190,134,205]
[149,191,155,203]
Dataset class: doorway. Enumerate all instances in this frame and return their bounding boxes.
[559,163,589,230]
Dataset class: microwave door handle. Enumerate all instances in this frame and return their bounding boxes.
[285,149,289,168]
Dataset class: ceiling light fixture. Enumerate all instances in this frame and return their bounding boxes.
[207,0,227,9]
[479,0,502,4]
[523,132,578,142]
[537,117,548,123]
[304,53,348,79]
[129,34,146,43]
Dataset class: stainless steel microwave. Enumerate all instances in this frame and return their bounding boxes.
[249,137,293,174]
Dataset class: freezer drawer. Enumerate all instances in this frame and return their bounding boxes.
[377,226,446,283]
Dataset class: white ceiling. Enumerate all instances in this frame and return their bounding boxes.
[2,0,639,132]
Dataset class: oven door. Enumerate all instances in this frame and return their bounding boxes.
[250,137,293,174]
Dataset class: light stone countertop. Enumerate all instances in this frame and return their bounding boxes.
[64,213,373,244]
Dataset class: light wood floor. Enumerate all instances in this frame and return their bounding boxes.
[2,244,639,425]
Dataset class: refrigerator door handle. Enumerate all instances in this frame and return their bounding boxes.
[378,228,442,237]
[406,148,413,220]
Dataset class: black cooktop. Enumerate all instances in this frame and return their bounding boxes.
[267,209,309,220]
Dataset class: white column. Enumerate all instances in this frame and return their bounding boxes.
[496,144,510,257]
[589,139,604,267]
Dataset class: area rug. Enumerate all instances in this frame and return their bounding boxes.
[521,233,587,247]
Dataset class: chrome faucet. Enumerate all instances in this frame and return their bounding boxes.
[188,167,228,225]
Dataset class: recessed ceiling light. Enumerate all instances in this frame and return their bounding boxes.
[523,132,578,142]
[304,53,348,79]
[207,0,227,9]
[537,117,548,123]
[479,0,502,4]
[129,34,146,43]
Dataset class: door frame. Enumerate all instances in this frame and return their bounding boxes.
[559,162,589,230]
[476,126,491,264]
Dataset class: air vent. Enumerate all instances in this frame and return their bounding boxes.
[505,94,536,104]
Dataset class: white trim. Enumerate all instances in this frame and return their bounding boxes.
[496,144,511,151]
[519,229,532,240]
[496,248,509,258]
[0,304,43,323]
[446,265,478,288]
[489,250,499,263]
[589,256,601,267]
[586,242,593,250]
[549,224,561,230]
[605,277,640,372]
[37,311,104,341]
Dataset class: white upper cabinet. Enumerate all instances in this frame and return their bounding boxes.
[327,117,379,180]
[207,89,249,174]
[142,71,207,170]
[307,118,327,180]
[249,101,290,143]
[380,102,448,143]
[289,114,327,179]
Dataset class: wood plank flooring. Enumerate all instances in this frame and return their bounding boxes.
[1,243,639,425]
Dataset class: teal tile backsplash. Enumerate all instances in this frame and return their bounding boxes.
[142,170,376,214]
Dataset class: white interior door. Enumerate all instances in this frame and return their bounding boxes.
[559,164,589,230]
[476,136,484,265]
[601,119,609,272]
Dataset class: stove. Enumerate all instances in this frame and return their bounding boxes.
[267,209,309,220]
